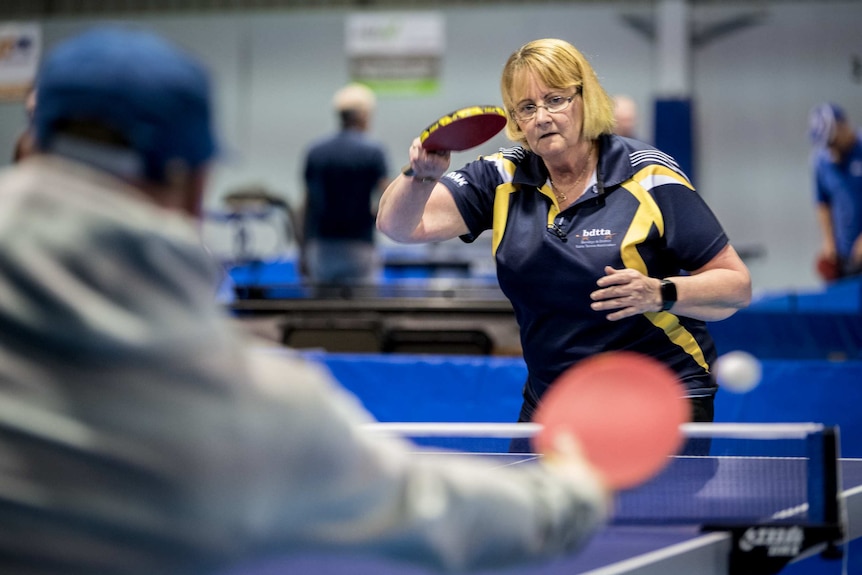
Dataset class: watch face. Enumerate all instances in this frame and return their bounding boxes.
[661,279,677,310]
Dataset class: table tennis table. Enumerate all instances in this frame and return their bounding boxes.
[228,426,860,575]
[228,280,522,354]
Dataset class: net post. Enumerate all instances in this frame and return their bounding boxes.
[816,426,844,560]
[806,425,841,525]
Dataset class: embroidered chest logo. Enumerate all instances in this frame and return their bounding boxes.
[572,227,618,248]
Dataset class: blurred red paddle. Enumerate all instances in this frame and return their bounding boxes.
[533,351,690,490]
[816,255,841,282]
[403,105,507,176]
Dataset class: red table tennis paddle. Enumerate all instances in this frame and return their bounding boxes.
[403,105,507,176]
[816,254,840,282]
[533,351,690,491]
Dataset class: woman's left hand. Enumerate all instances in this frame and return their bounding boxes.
[589,266,661,321]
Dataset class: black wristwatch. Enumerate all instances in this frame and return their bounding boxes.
[660,279,677,311]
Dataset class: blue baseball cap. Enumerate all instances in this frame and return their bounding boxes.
[34,26,217,182]
[808,103,846,148]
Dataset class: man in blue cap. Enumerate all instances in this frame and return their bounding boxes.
[809,102,862,280]
[0,26,609,575]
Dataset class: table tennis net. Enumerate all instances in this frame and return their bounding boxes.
[366,422,841,528]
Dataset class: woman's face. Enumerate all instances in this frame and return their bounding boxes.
[511,71,584,161]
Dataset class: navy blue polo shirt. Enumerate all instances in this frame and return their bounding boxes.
[303,129,388,242]
[439,134,727,399]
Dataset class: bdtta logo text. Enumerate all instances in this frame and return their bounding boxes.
[573,228,617,248]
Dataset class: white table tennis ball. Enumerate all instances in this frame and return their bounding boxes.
[715,351,762,393]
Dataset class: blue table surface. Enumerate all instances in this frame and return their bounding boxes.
[216,458,862,575]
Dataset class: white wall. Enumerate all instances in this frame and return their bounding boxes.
[1,1,859,293]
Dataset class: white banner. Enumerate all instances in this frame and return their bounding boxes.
[346,12,444,95]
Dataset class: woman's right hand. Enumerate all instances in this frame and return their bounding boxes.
[406,137,451,182]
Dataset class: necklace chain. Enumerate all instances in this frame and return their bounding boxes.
[550,145,594,203]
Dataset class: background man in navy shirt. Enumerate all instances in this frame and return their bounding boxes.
[302,83,389,285]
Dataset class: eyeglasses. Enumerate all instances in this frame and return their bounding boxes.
[512,87,582,122]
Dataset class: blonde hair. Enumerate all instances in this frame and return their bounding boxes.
[500,38,615,149]
[333,82,376,114]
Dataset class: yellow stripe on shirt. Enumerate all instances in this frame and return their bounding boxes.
[621,165,709,371]
[491,155,520,256]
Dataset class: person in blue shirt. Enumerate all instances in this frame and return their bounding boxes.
[378,38,752,445]
[302,83,389,285]
[809,102,862,280]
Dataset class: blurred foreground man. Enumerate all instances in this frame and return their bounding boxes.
[0,26,609,575]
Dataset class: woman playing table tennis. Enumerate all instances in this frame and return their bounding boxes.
[377,38,752,444]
